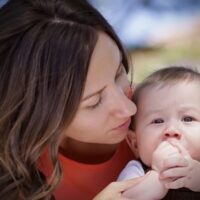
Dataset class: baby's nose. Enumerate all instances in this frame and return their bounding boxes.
[164,130,181,140]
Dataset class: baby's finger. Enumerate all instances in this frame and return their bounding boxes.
[162,155,188,169]
[165,177,185,189]
[155,141,178,156]
[166,150,180,157]
[170,141,191,159]
[160,167,188,179]
[158,141,172,150]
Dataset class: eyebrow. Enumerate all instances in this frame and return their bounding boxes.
[82,58,123,101]
[179,106,200,113]
[82,86,106,101]
[142,109,164,118]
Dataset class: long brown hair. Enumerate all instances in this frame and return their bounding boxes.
[0,0,129,199]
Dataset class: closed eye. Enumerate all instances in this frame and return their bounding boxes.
[151,118,164,124]
[87,96,102,110]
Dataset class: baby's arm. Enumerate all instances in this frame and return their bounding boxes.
[118,160,168,200]
[159,141,200,192]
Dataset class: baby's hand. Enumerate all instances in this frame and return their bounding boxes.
[152,140,182,172]
[160,141,200,192]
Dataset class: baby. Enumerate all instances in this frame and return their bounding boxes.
[118,66,200,199]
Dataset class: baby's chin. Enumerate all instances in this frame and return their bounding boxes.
[140,159,151,168]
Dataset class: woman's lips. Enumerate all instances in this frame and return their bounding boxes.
[113,118,131,131]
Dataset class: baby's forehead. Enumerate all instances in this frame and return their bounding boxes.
[139,81,200,105]
[133,81,200,116]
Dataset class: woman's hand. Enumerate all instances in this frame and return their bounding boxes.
[93,177,143,200]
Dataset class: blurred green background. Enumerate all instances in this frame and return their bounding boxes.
[131,35,200,83]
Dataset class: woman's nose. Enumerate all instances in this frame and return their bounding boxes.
[110,86,137,118]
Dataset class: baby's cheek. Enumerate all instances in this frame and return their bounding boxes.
[139,148,152,167]
[190,148,200,161]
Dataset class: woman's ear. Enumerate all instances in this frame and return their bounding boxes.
[126,130,139,159]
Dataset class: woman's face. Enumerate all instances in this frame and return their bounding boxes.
[63,32,136,144]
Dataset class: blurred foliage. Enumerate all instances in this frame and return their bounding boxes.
[129,41,200,83]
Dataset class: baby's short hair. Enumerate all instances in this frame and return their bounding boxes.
[133,66,200,105]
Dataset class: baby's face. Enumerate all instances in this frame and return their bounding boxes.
[134,81,200,166]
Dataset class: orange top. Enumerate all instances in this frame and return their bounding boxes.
[39,140,134,200]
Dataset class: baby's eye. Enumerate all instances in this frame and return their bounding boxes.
[182,116,194,122]
[151,118,164,124]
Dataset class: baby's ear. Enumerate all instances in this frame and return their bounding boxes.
[126,130,139,159]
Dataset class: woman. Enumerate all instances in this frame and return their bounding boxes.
[0,0,138,199]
